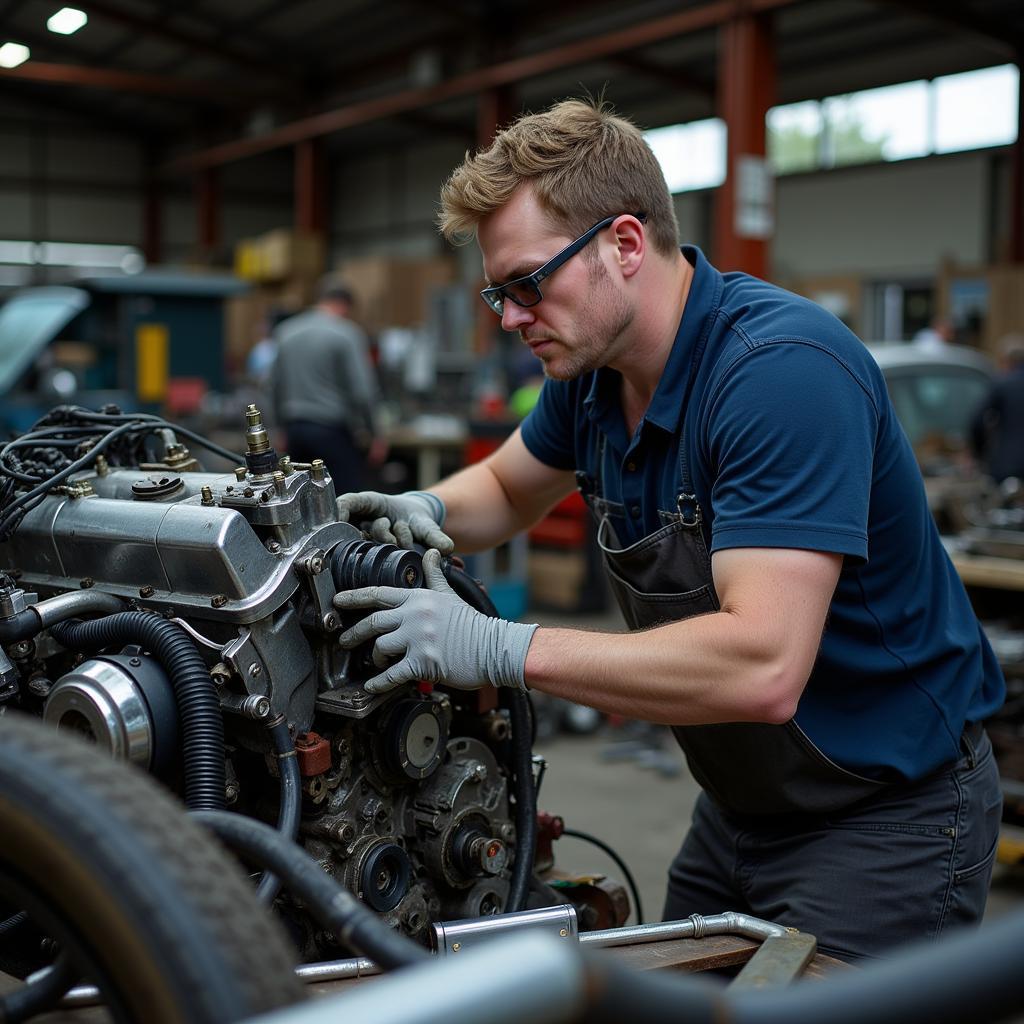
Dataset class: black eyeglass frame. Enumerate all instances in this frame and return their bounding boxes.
[479,211,647,316]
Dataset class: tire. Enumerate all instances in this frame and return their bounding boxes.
[0,712,305,1024]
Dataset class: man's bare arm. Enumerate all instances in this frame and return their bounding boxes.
[430,428,575,553]
[524,547,843,724]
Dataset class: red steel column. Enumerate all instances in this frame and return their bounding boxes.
[712,10,776,277]
[196,166,221,259]
[1011,57,1023,263]
[474,86,518,354]
[295,138,328,234]
[142,148,162,265]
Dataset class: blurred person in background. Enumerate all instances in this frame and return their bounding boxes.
[272,277,387,491]
[970,333,1024,484]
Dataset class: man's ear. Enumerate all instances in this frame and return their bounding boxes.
[613,215,645,279]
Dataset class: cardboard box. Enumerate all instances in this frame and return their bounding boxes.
[335,256,456,331]
[528,549,588,611]
[234,230,326,284]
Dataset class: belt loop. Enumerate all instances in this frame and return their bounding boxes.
[961,722,979,769]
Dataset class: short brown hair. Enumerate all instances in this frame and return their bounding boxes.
[438,98,679,257]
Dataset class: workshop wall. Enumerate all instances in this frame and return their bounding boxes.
[773,151,991,279]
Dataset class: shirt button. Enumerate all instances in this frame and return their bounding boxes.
[626,461,637,472]
[630,504,641,518]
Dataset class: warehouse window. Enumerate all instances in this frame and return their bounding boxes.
[934,64,1019,154]
[822,80,930,166]
[0,240,144,273]
[643,118,726,194]
[765,65,1019,176]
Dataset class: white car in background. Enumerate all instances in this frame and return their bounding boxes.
[866,341,995,460]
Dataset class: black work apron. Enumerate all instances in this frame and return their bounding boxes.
[578,355,886,817]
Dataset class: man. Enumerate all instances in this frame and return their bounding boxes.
[970,333,1024,484]
[272,278,385,490]
[333,99,1004,963]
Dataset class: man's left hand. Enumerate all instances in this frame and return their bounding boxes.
[333,549,538,694]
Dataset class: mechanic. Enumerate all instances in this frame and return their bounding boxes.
[272,276,386,490]
[969,333,1024,484]
[332,99,1005,964]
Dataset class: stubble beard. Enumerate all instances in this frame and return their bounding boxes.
[532,260,634,382]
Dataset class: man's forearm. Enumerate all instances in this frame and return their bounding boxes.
[523,614,807,726]
[429,461,527,553]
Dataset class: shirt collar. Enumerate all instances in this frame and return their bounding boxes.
[583,245,723,433]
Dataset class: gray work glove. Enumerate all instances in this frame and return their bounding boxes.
[333,549,537,694]
[335,490,454,555]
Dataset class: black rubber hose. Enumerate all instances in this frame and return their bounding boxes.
[562,827,644,925]
[443,562,536,914]
[255,714,301,904]
[50,613,225,811]
[0,609,39,645]
[0,953,77,1024]
[193,811,427,971]
[579,905,1024,1024]
[0,911,27,936]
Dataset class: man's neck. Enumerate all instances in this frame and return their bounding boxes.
[611,249,693,411]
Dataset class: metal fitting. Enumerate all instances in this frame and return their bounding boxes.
[244,405,271,455]
[210,594,228,608]
[279,456,294,475]
[272,471,286,496]
[234,466,247,482]
[200,485,215,506]
[310,459,326,482]
[302,550,326,576]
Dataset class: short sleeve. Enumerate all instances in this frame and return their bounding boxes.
[520,379,578,470]
[706,342,879,562]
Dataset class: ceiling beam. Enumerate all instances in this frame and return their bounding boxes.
[165,0,804,173]
[880,0,1021,55]
[76,0,304,90]
[611,52,715,98]
[0,61,275,103]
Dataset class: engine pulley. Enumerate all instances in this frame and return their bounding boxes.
[358,842,412,913]
[381,697,449,781]
[43,648,179,776]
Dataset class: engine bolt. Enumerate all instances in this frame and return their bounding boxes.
[272,471,286,495]
[234,466,247,482]
[225,782,240,804]
[241,695,271,720]
[266,539,281,553]
[560,929,568,937]
[310,459,326,482]
[79,577,94,589]
[303,551,325,575]
[94,454,109,476]
[243,487,255,498]
[452,943,461,952]
[210,594,228,608]
[279,456,294,476]
[139,585,154,598]
[27,677,52,698]
[322,612,339,631]
[248,663,262,677]
[200,486,215,506]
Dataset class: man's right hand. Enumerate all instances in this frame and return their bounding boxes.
[335,490,455,554]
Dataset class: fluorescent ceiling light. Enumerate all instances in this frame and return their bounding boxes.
[47,7,87,34]
[0,42,29,68]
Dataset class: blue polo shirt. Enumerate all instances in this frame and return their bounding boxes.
[521,246,1004,782]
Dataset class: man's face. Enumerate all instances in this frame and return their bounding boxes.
[477,187,633,381]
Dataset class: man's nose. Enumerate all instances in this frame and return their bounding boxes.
[501,301,534,332]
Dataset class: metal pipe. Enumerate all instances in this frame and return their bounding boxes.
[31,591,125,629]
[580,912,789,949]
[58,912,788,1008]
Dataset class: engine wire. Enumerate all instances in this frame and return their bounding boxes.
[0,406,244,542]
[560,827,645,926]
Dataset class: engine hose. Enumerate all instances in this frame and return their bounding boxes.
[443,562,536,914]
[255,714,301,905]
[0,953,77,1024]
[50,613,225,811]
[0,911,27,936]
[192,811,427,971]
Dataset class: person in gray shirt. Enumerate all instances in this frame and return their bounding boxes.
[272,277,386,490]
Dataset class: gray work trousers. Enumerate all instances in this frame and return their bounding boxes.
[662,729,1002,963]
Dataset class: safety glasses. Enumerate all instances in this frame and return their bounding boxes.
[480,212,646,316]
